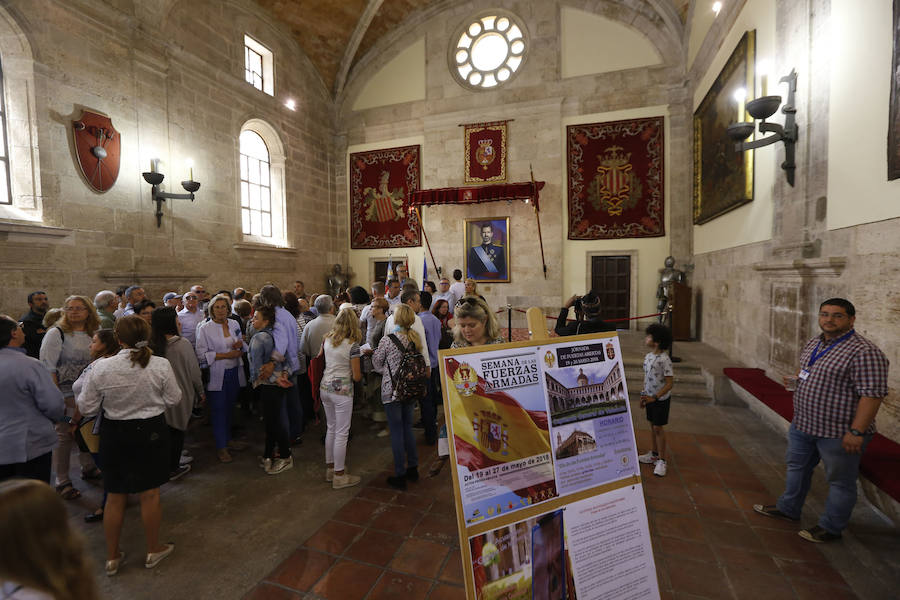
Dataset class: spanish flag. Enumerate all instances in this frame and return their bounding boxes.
[446,358,552,471]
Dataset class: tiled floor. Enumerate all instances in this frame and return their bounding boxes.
[244,429,859,600]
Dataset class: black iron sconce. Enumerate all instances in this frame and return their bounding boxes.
[727,69,799,186]
[141,158,201,227]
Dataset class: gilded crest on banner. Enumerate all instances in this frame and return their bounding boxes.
[472,409,509,456]
[454,362,477,396]
[544,350,555,369]
[475,139,496,170]
[605,342,616,360]
[589,146,643,216]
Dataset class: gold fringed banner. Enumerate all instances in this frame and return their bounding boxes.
[463,120,508,184]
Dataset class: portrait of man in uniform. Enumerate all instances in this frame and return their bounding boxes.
[464,217,510,282]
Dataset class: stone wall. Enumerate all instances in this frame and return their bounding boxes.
[0,0,339,314]
[337,0,691,326]
[689,0,900,441]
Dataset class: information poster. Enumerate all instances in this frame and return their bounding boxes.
[440,332,659,600]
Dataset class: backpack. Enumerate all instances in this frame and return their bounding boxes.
[386,334,429,405]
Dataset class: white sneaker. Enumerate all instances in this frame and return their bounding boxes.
[267,457,293,475]
[333,472,361,489]
[638,451,659,464]
[326,467,334,482]
[653,460,667,477]
[179,455,194,466]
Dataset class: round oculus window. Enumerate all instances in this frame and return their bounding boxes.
[450,12,527,90]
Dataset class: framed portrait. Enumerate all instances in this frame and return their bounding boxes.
[464,217,510,283]
[693,30,756,224]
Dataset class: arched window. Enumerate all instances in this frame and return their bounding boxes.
[238,120,286,246]
[0,7,41,221]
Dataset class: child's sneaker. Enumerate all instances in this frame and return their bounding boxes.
[267,457,293,475]
[638,451,659,464]
[653,459,667,477]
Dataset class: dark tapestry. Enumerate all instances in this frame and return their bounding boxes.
[464,121,507,184]
[567,116,665,239]
[350,145,421,249]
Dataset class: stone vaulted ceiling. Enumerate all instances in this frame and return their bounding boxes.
[251,0,690,97]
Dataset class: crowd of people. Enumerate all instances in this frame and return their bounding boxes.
[0,269,506,581]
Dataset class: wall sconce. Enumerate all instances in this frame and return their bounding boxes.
[141,158,201,227]
[726,69,799,186]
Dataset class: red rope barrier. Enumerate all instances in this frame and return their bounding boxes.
[492,306,663,324]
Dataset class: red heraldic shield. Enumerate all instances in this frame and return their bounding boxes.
[72,110,120,193]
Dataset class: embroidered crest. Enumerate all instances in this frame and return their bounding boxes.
[475,138,496,170]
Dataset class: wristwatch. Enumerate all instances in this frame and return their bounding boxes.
[61,416,73,424]
[849,428,864,437]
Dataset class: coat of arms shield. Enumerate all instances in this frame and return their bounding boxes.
[72,110,120,193]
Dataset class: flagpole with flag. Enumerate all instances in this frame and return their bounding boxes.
[386,255,393,286]
[421,255,428,291]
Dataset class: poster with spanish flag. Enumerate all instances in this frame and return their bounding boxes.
[441,332,659,600]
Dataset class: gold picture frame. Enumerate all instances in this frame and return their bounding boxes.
[463,217,510,283]
[693,30,756,224]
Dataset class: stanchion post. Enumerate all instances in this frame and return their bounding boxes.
[667,304,682,363]
[507,303,512,342]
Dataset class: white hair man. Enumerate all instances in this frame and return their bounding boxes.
[93,290,117,329]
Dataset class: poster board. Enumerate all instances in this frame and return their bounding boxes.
[440,332,659,600]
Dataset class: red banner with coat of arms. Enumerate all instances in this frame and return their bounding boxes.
[350,145,421,249]
[566,117,664,239]
[464,121,507,184]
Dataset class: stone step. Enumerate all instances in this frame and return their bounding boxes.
[624,368,706,386]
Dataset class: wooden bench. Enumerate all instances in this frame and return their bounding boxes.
[723,367,900,525]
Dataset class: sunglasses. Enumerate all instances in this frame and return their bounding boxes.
[456,297,481,308]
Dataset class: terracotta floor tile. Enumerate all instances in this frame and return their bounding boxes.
[393,490,436,511]
[719,473,769,493]
[665,431,699,445]
[370,505,424,536]
[413,512,460,544]
[242,582,304,600]
[677,467,724,488]
[687,483,739,510]
[646,493,696,515]
[359,486,400,504]
[332,498,382,526]
[643,478,692,502]
[303,520,363,555]
[746,510,802,531]
[714,546,778,572]
[697,441,740,461]
[775,558,849,586]
[344,529,405,566]
[652,513,706,543]
[703,521,765,551]
[428,583,467,600]
[726,567,795,600]
[754,528,827,562]
[695,505,747,525]
[656,537,716,562]
[390,538,451,579]
[708,456,747,473]
[728,488,770,513]
[665,555,730,598]
[438,552,465,585]
[790,578,859,600]
[310,559,382,600]
[265,548,334,592]
[366,571,431,600]
[430,498,458,516]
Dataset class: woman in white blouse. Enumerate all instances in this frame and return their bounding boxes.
[195,294,248,463]
[76,315,181,576]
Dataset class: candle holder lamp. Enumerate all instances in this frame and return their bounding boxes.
[726,69,799,186]
[141,158,201,227]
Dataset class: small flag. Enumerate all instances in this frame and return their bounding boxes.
[386,256,393,285]
[422,255,428,291]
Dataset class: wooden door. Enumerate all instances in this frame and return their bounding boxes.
[590,256,630,322]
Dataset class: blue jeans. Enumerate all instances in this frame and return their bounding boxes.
[208,367,240,449]
[777,423,871,534]
[384,401,418,477]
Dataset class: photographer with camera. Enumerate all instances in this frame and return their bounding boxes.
[555,291,616,336]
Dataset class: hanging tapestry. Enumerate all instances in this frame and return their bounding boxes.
[464,121,507,184]
[566,116,665,239]
[350,145,421,249]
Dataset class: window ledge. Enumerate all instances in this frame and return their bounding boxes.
[233,242,297,255]
[0,221,73,239]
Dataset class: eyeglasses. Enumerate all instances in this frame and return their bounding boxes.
[185,295,198,300]
[65,306,88,312]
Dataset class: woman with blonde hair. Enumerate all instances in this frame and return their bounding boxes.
[196,294,248,463]
[0,479,98,600]
[464,278,486,302]
[39,295,102,500]
[452,296,503,347]
[319,306,363,489]
[77,315,181,575]
[372,304,425,490]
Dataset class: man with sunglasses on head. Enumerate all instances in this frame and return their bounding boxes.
[754,298,889,543]
[177,292,204,349]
